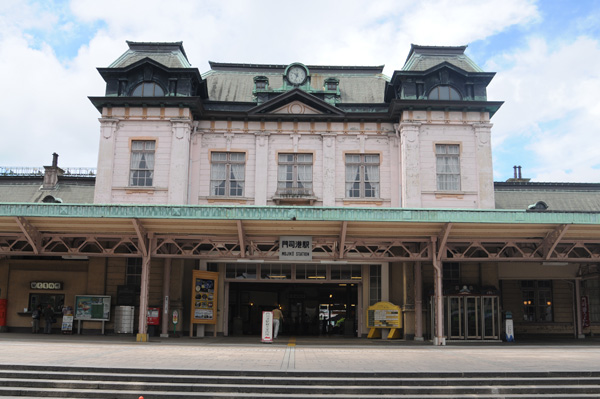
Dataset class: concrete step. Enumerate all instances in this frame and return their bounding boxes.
[1,365,600,398]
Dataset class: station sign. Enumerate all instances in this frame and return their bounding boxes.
[30,281,63,290]
[279,236,312,261]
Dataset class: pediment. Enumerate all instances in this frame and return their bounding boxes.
[272,100,322,115]
[248,88,345,116]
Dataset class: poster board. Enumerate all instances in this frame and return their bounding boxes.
[190,270,218,325]
[74,295,111,321]
[366,301,402,328]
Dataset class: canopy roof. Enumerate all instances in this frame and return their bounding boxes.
[1,204,598,263]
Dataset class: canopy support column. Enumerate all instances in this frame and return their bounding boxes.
[414,262,424,341]
[431,238,445,346]
[161,258,172,337]
[575,279,585,339]
[136,253,151,342]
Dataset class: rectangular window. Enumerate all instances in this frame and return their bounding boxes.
[277,153,313,195]
[521,280,553,322]
[210,152,245,197]
[129,140,155,187]
[345,154,380,198]
[436,144,460,191]
[126,258,143,291]
[443,262,460,286]
[369,265,381,305]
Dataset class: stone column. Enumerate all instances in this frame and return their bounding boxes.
[168,119,192,204]
[399,122,422,208]
[94,118,119,203]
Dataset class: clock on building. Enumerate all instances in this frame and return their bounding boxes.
[287,65,307,85]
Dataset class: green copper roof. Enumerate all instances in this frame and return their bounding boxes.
[0,203,598,225]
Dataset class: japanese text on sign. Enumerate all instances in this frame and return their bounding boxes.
[279,236,312,261]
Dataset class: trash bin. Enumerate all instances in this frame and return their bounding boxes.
[114,306,135,334]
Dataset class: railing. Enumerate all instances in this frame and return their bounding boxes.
[274,187,314,198]
[0,167,96,177]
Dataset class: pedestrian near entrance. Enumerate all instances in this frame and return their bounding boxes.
[31,305,41,333]
[272,307,283,339]
[43,304,54,334]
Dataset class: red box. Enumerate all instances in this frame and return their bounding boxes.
[147,307,160,326]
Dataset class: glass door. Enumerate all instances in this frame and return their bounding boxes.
[465,296,480,339]
[482,296,500,340]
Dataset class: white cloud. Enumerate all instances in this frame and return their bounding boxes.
[0,0,540,168]
[487,36,600,182]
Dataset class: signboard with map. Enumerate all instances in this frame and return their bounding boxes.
[74,295,111,321]
[190,270,218,325]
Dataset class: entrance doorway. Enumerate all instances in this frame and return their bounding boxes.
[228,282,358,337]
[431,295,501,341]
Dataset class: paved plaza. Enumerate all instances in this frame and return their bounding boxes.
[1,333,600,373]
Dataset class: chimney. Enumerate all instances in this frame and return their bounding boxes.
[506,165,530,183]
[42,153,64,190]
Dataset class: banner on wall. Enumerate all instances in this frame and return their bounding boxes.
[582,296,590,328]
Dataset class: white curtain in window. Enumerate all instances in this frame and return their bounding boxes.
[297,165,312,188]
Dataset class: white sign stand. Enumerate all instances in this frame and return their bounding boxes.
[261,311,273,343]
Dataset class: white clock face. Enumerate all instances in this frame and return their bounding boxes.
[288,66,306,85]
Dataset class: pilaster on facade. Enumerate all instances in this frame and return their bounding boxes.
[473,122,495,209]
[168,118,192,204]
[94,117,120,204]
[254,132,270,205]
[322,133,337,206]
[399,121,422,208]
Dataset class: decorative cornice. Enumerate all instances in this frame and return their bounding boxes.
[0,203,597,225]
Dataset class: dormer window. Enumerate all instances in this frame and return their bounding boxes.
[324,77,339,91]
[254,76,269,90]
[428,85,461,101]
[132,82,165,97]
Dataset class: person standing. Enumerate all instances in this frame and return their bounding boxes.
[31,305,41,333]
[272,307,283,339]
[43,304,54,334]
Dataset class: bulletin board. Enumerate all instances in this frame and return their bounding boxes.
[190,270,218,325]
[74,295,111,321]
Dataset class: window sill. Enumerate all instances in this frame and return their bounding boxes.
[114,186,168,194]
[342,198,384,206]
[205,196,250,204]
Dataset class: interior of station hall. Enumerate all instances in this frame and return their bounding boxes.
[1,41,599,344]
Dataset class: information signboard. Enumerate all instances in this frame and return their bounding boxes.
[74,295,111,321]
[190,270,219,325]
[366,301,402,339]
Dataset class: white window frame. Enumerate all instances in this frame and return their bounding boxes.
[129,140,155,187]
[210,152,245,197]
[277,153,313,195]
[436,144,461,191]
[345,154,380,198]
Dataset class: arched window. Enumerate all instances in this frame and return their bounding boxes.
[428,85,461,101]
[131,82,165,97]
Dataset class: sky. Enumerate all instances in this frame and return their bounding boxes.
[0,0,599,182]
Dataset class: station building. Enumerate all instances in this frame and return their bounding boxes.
[1,42,599,344]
